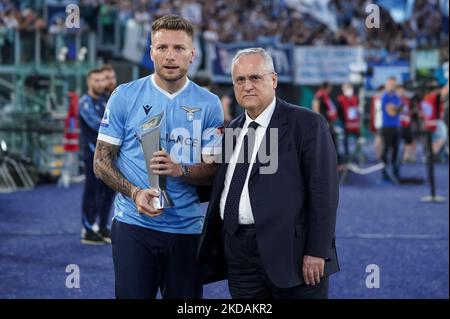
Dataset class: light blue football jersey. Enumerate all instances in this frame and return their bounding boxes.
[98,75,224,234]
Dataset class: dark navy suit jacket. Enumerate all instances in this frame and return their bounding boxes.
[197,98,340,288]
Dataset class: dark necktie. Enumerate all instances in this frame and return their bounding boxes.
[223,121,259,235]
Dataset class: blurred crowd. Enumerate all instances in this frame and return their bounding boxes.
[313,77,448,176]
[0,0,448,58]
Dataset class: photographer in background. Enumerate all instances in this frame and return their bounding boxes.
[422,83,449,161]
[397,85,416,163]
[380,77,403,183]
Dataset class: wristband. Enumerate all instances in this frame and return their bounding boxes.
[131,187,142,202]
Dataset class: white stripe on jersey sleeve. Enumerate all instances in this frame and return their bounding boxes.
[97,133,122,146]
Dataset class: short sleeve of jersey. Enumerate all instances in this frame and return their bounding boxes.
[201,96,224,156]
[97,86,127,146]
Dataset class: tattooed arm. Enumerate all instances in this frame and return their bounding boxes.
[93,140,133,197]
[94,140,162,217]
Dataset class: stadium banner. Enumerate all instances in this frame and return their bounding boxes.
[294,46,365,85]
[365,60,410,90]
[411,49,441,71]
[208,41,294,83]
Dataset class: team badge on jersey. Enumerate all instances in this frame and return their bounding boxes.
[181,106,201,122]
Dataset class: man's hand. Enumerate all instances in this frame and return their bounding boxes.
[134,187,163,218]
[386,103,399,116]
[302,255,325,286]
[150,150,182,177]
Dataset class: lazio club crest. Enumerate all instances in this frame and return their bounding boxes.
[181,106,201,122]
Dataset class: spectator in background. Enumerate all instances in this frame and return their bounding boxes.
[48,16,64,34]
[422,83,449,160]
[432,84,448,160]
[87,63,119,239]
[370,85,385,160]
[79,0,100,32]
[180,0,202,26]
[380,77,403,183]
[444,83,449,141]
[134,0,151,26]
[0,0,447,62]
[99,0,116,45]
[313,82,340,161]
[79,68,113,244]
[221,89,242,125]
[100,64,117,97]
[337,82,360,162]
[397,85,416,163]
[192,75,213,91]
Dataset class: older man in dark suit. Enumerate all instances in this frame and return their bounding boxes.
[197,48,339,299]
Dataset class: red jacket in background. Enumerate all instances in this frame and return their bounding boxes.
[420,91,444,133]
[315,89,338,122]
[63,92,80,152]
[400,96,412,128]
[337,94,360,134]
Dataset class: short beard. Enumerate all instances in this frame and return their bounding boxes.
[105,83,115,94]
[92,88,104,97]
[156,67,187,83]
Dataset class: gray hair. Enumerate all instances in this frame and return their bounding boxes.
[230,47,275,76]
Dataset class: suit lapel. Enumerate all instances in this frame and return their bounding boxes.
[249,99,289,180]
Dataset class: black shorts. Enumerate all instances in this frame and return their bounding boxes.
[111,219,203,299]
[401,127,413,144]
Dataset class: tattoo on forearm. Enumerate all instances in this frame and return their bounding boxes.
[93,140,134,197]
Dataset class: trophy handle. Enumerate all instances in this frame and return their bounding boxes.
[158,189,174,209]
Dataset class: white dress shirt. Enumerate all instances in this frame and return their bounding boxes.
[220,97,276,224]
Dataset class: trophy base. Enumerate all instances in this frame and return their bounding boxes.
[153,190,174,209]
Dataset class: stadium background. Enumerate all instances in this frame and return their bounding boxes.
[0,0,448,299]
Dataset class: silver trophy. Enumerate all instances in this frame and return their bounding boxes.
[137,112,174,209]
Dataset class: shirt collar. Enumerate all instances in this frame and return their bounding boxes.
[150,74,190,99]
[244,97,276,129]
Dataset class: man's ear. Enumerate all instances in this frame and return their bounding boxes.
[190,48,196,64]
[150,45,154,62]
[272,73,278,89]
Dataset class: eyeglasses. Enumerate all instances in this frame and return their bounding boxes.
[233,72,275,86]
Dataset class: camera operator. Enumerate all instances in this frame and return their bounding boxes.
[380,77,403,183]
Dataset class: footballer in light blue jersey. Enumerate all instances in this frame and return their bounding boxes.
[98,74,223,234]
[95,15,223,299]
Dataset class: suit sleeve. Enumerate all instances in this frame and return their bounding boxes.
[301,115,339,258]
